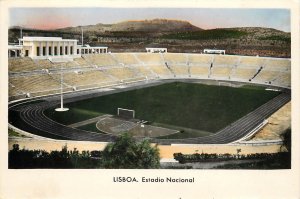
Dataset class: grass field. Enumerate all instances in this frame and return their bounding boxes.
[44,82,280,134]
[76,122,105,134]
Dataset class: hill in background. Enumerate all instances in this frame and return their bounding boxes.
[9,19,290,57]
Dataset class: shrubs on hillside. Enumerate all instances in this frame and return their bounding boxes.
[9,133,160,169]
[9,144,103,169]
[174,152,289,165]
[102,133,160,169]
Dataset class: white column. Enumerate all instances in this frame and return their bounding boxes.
[46,41,49,56]
[73,42,77,55]
[39,42,42,56]
[58,42,60,56]
[52,41,55,56]
[62,42,65,55]
[68,42,71,55]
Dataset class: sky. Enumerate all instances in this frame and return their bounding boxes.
[9,7,291,32]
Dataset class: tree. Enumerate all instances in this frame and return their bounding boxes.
[102,133,160,169]
[281,128,291,152]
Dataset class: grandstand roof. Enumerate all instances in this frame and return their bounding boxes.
[20,36,78,42]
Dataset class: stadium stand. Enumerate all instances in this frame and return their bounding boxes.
[252,70,281,83]
[49,61,80,69]
[264,59,291,71]
[213,55,239,66]
[83,54,118,66]
[210,55,238,79]
[105,66,143,81]
[188,54,213,65]
[50,70,116,90]
[112,53,139,65]
[170,65,189,77]
[9,74,64,95]
[231,68,257,81]
[147,65,173,77]
[34,59,54,69]
[135,53,163,64]
[9,83,24,97]
[8,53,291,100]
[210,66,233,79]
[238,56,265,68]
[163,53,187,64]
[133,65,157,79]
[73,57,91,67]
[189,65,210,78]
[272,72,291,87]
[9,57,40,72]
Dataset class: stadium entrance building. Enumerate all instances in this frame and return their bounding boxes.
[146,47,167,53]
[8,36,108,59]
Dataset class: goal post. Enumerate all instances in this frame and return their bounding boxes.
[117,108,135,119]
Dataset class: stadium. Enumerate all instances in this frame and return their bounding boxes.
[8,38,291,151]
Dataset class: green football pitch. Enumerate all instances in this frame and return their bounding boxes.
[44,82,280,134]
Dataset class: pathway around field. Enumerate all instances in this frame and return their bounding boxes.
[160,159,264,169]
[67,114,112,128]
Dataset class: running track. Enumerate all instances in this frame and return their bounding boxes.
[9,88,291,144]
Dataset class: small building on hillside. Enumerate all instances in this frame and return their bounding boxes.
[146,47,167,53]
[203,49,225,55]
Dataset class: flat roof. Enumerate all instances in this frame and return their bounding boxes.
[20,36,77,42]
[8,45,23,50]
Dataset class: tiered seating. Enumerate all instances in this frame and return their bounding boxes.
[105,67,143,81]
[210,67,232,79]
[9,74,63,94]
[264,59,291,71]
[83,54,118,66]
[188,54,212,65]
[171,65,189,76]
[132,66,156,79]
[9,57,40,72]
[73,57,91,67]
[239,56,265,68]
[147,65,173,77]
[163,53,186,64]
[51,60,81,68]
[231,68,257,81]
[189,66,210,78]
[51,70,115,89]
[34,59,53,69]
[231,56,263,81]
[273,72,290,87]
[113,53,139,65]
[8,53,291,99]
[9,83,23,96]
[188,54,212,78]
[253,70,280,83]
[213,55,238,66]
[135,53,163,64]
[210,55,237,79]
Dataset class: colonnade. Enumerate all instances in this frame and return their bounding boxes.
[36,41,77,57]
